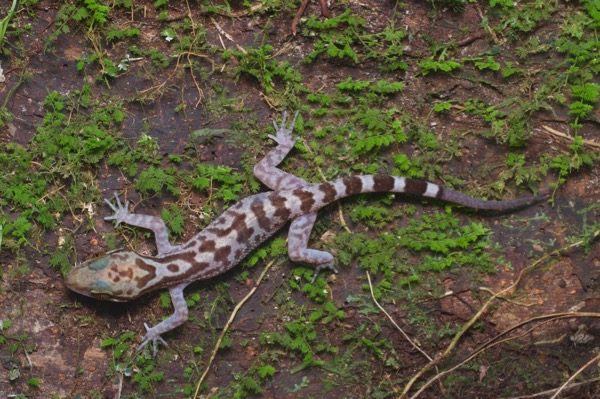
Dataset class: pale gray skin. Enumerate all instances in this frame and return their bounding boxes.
[65,111,547,355]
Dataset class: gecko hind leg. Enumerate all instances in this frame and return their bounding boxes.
[288,213,339,283]
[256,112,338,281]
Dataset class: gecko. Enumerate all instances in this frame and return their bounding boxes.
[65,111,547,354]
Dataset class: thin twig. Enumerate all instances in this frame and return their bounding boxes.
[401,231,599,398]
[292,0,310,35]
[318,0,333,18]
[114,372,123,399]
[292,0,333,34]
[475,3,501,45]
[192,258,279,399]
[211,17,247,54]
[504,376,600,399]
[540,125,600,150]
[478,286,537,307]
[409,312,600,399]
[550,352,600,399]
[366,271,433,362]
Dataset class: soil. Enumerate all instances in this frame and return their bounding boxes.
[0,1,599,398]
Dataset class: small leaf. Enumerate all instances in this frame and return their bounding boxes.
[257,364,276,379]
[433,101,452,112]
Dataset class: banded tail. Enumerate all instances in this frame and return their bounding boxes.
[288,175,547,217]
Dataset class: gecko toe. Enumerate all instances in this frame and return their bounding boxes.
[310,264,339,283]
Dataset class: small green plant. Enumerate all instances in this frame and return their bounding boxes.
[161,204,186,238]
[244,237,287,270]
[26,377,41,387]
[221,363,277,398]
[395,209,496,274]
[192,163,246,204]
[0,0,18,50]
[427,0,468,12]
[349,200,397,229]
[34,90,123,167]
[228,44,303,95]
[0,85,126,252]
[47,0,110,47]
[489,152,549,196]
[0,319,12,346]
[302,6,411,72]
[102,332,165,392]
[308,301,346,324]
[490,0,514,9]
[569,82,599,121]
[470,55,501,71]
[127,45,170,70]
[502,61,525,77]
[259,315,338,365]
[74,0,110,31]
[101,332,136,359]
[304,8,366,63]
[49,234,76,275]
[419,57,461,75]
[500,0,558,37]
[105,24,140,42]
[462,99,532,147]
[136,166,180,196]
[333,205,499,303]
[547,134,595,187]
[108,132,163,176]
[433,101,453,112]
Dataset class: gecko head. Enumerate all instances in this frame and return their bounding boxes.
[65,250,150,302]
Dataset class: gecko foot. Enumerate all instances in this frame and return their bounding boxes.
[268,110,300,147]
[138,322,169,357]
[104,193,131,227]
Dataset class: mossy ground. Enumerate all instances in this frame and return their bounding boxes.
[0,1,598,398]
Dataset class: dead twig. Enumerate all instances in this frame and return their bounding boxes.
[292,0,333,35]
[192,258,280,399]
[540,125,600,150]
[211,17,247,54]
[292,0,311,35]
[456,29,487,47]
[550,352,600,399]
[475,3,501,45]
[505,376,600,399]
[478,286,538,307]
[318,0,333,18]
[410,312,600,399]
[401,230,600,398]
[366,271,433,363]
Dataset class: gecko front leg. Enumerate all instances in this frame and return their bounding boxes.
[104,193,178,254]
[104,194,187,354]
[138,283,190,356]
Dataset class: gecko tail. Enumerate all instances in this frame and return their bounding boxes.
[312,175,548,212]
